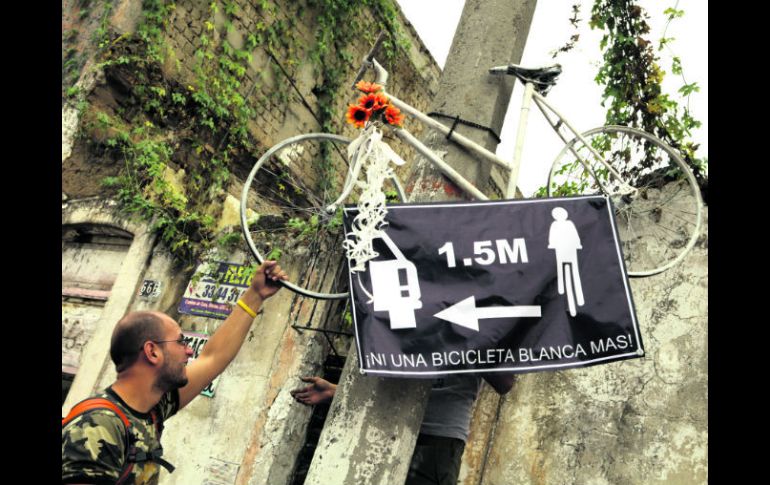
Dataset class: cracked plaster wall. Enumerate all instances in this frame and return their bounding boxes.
[62,2,707,483]
[62,1,442,481]
[155,248,335,485]
[465,203,708,485]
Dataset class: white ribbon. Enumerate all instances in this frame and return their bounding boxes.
[343,125,405,272]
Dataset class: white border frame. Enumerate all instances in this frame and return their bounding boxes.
[345,195,643,377]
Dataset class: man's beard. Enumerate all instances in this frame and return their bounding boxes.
[155,358,188,393]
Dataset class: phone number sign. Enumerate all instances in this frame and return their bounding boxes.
[179,261,256,320]
[183,331,218,397]
[343,195,643,377]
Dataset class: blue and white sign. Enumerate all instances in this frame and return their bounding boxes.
[179,261,256,320]
[182,331,218,397]
[343,195,643,377]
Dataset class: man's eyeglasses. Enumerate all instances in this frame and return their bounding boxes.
[150,337,188,348]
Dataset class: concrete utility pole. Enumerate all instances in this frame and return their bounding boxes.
[409,0,538,201]
[303,1,537,484]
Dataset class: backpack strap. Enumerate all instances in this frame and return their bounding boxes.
[146,409,175,472]
[62,398,130,428]
[127,446,177,474]
[63,397,136,483]
[150,409,162,437]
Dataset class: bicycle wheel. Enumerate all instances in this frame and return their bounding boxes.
[240,133,406,299]
[547,125,703,277]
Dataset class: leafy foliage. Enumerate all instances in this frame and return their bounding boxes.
[590,0,706,193]
[82,0,411,266]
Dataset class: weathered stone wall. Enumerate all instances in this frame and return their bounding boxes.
[62,225,133,374]
[62,0,441,200]
[92,244,338,485]
[460,203,708,485]
[158,0,441,189]
[62,2,707,483]
[61,198,160,413]
[61,1,442,483]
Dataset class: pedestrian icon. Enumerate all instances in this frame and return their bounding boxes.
[548,207,585,317]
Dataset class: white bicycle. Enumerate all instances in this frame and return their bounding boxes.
[240,34,703,300]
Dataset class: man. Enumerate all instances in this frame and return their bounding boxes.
[62,261,287,485]
[291,372,513,485]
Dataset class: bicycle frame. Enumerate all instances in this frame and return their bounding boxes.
[357,58,636,201]
[239,38,703,297]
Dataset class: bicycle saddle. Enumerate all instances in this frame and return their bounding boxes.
[489,63,562,96]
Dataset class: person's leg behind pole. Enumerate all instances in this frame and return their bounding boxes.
[405,435,465,485]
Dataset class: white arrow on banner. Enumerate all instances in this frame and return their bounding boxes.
[433,296,541,331]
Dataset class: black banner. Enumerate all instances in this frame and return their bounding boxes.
[343,195,643,377]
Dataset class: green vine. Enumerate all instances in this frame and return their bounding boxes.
[79,0,411,266]
[550,4,583,58]
[542,1,707,200]
[62,1,118,98]
[590,0,706,194]
[94,0,253,265]
[307,0,407,133]
[302,0,408,205]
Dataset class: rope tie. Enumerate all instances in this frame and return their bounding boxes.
[427,112,502,144]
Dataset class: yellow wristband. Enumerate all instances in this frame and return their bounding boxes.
[236,299,257,318]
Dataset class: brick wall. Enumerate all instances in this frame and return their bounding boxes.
[157,0,441,192]
[62,3,445,483]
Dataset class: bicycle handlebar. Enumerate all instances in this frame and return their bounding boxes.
[351,31,387,88]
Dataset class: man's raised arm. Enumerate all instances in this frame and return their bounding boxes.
[178,261,287,409]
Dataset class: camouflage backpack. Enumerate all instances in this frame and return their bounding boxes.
[62,396,176,483]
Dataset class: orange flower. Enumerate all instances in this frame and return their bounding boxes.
[346,104,371,128]
[358,92,388,112]
[384,105,404,127]
[355,80,383,93]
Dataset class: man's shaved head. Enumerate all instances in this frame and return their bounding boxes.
[110,311,165,372]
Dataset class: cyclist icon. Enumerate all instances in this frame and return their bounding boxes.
[548,207,585,317]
